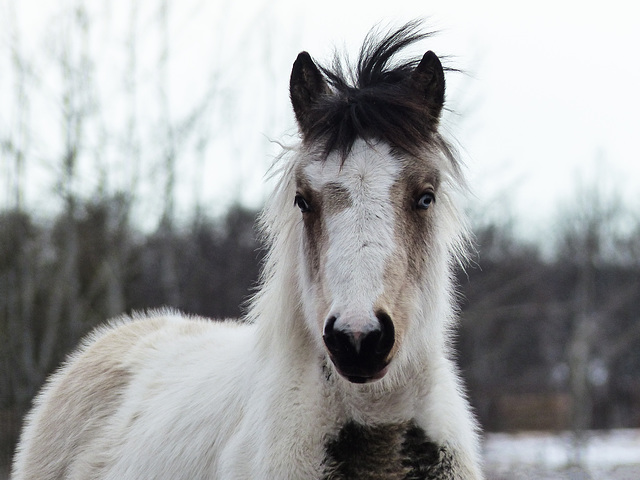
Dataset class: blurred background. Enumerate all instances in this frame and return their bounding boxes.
[1,0,639,478]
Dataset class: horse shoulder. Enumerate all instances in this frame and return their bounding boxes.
[87,315,254,478]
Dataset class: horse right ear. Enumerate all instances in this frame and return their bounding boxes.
[290,52,329,136]
[410,50,445,121]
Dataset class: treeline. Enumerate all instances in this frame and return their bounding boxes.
[459,220,640,432]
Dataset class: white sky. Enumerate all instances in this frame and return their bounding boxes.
[2,0,639,236]
[285,0,639,236]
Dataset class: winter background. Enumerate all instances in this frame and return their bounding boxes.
[1,0,639,478]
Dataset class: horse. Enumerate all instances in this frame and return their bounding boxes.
[12,21,483,479]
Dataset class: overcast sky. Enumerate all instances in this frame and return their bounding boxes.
[3,0,639,236]
[283,0,639,234]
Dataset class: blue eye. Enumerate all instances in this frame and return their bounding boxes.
[416,192,435,210]
[294,194,311,213]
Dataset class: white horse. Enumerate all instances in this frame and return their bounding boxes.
[12,22,483,479]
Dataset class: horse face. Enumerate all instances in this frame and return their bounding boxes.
[295,140,440,383]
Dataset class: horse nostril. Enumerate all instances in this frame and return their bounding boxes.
[324,315,338,336]
[374,310,395,356]
[323,316,352,355]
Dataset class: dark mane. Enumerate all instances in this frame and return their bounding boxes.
[300,21,446,159]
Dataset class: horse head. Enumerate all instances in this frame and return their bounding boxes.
[287,25,464,384]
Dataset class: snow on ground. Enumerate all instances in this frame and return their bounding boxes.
[484,429,640,479]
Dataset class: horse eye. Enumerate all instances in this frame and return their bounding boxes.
[416,192,435,210]
[294,194,311,213]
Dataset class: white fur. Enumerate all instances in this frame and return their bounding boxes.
[12,139,484,479]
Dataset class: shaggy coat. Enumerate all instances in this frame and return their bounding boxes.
[12,21,484,479]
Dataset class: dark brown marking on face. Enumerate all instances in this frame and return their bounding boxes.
[321,420,457,479]
[294,168,325,281]
[372,156,440,359]
[390,156,441,286]
[322,182,352,215]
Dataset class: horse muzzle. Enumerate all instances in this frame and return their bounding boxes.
[322,310,395,383]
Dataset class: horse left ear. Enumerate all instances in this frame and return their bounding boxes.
[410,51,445,121]
[290,51,330,136]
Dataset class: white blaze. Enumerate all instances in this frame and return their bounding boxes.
[303,141,401,327]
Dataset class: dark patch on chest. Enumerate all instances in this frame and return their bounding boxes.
[322,421,456,479]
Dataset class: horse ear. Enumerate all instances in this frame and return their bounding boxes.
[410,51,445,121]
[290,51,329,135]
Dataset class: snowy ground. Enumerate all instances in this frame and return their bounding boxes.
[484,429,640,479]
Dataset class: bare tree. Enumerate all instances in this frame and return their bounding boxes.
[553,163,640,462]
[2,0,30,211]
